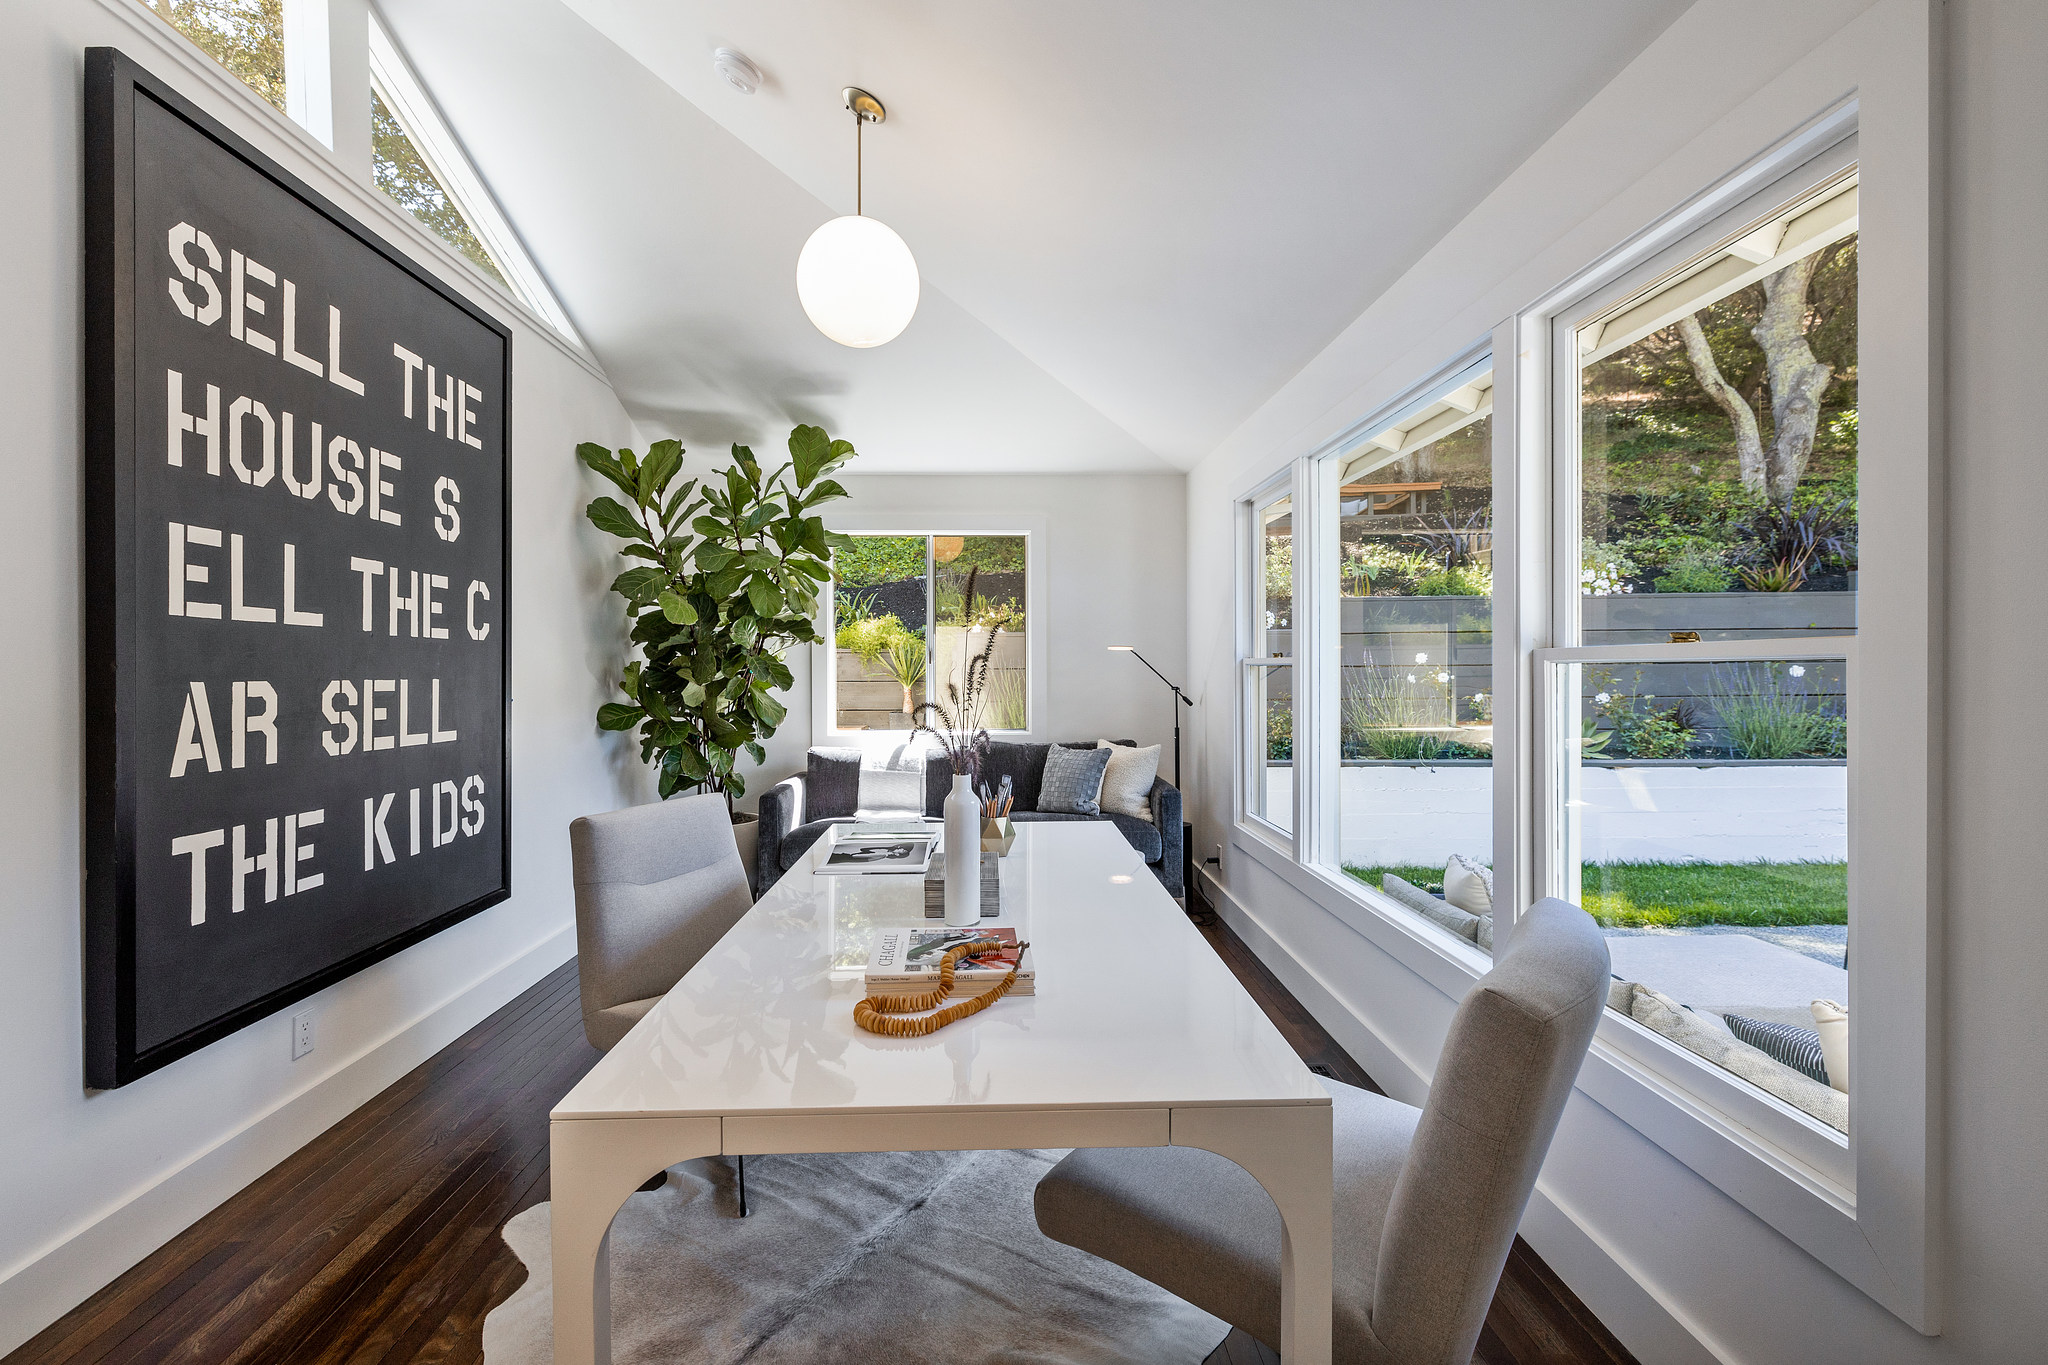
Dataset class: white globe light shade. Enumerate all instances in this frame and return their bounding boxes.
[796,214,920,348]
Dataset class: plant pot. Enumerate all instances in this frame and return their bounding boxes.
[980,816,1016,857]
[731,811,759,895]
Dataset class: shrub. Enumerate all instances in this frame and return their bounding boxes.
[1414,564,1492,597]
[1652,547,1734,593]
[1581,542,1636,595]
[836,613,916,663]
[833,535,927,588]
[1710,662,1843,758]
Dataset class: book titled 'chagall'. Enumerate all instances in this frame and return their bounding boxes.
[864,927,1035,998]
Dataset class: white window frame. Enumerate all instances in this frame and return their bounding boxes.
[1301,351,1497,889]
[1231,96,1938,1330]
[813,516,1046,753]
[1237,472,1299,849]
[367,9,580,340]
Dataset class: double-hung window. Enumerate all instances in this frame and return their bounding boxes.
[1242,482,1295,835]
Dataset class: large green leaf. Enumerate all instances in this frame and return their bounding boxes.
[745,576,780,616]
[596,702,643,731]
[787,424,835,489]
[693,514,731,541]
[800,478,848,509]
[751,691,787,728]
[576,442,637,497]
[587,496,650,543]
[708,565,750,600]
[658,590,697,625]
[610,566,667,604]
[639,439,684,504]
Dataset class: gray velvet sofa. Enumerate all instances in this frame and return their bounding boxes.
[757,741,1183,898]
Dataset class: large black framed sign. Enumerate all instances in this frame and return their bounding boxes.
[84,49,512,1087]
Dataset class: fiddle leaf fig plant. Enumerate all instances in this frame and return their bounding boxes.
[578,425,856,801]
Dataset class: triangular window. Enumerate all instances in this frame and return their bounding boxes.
[371,90,505,287]
[368,14,579,340]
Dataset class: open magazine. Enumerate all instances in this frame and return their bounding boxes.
[863,927,1035,998]
[815,835,934,875]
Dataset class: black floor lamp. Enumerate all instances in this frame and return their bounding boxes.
[1110,646,1199,912]
[1108,646,1193,788]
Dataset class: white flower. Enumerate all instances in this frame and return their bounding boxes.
[1414,652,1429,663]
[1436,671,1450,683]
[1407,674,1418,683]
[1472,692,1487,703]
[1264,610,1275,627]
[1594,692,1611,705]
[1789,665,1806,678]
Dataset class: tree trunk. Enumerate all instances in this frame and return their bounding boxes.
[1677,315,1767,492]
[1752,256,1835,501]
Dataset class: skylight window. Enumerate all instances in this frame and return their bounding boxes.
[367,13,580,340]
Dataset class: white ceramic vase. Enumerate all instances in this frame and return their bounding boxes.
[943,772,980,927]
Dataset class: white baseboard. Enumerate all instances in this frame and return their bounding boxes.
[1197,867,1724,1365]
[0,925,575,1356]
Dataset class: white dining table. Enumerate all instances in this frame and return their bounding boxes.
[549,819,1334,1364]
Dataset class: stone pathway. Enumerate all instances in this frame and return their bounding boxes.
[1604,923,1846,968]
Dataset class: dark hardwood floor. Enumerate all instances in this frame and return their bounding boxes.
[8,912,1636,1365]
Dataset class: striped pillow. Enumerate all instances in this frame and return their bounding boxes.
[1724,1014,1829,1085]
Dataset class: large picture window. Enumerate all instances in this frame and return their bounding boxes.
[1547,172,1859,1147]
[828,534,1029,734]
[1324,365,1495,925]
[1243,485,1294,834]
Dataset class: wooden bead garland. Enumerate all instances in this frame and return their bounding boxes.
[853,938,1032,1037]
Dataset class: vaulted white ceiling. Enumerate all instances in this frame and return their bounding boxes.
[380,0,1693,472]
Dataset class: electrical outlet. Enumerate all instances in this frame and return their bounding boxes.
[291,1009,315,1060]
[1212,843,1223,865]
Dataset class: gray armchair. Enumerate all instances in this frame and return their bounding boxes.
[568,793,753,1052]
[1034,898,1610,1364]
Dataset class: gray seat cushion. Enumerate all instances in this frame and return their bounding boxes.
[1102,811,1163,862]
[1036,1078,1416,1362]
[1008,810,1163,862]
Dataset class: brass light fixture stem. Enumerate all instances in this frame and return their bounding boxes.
[841,87,886,218]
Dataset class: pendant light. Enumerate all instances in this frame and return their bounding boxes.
[797,88,920,348]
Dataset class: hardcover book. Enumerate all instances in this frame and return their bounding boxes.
[864,927,1034,997]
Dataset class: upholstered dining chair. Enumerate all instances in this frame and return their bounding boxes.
[569,792,753,1051]
[1034,897,1610,1365]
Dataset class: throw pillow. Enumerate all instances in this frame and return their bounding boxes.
[805,747,863,820]
[856,746,926,815]
[1039,743,1113,816]
[1095,741,1161,819]
[1725,1014,1829,1085]
[1809,998,1849,1093]
[1443,855,1494,916]
[1476,913,1493,954]
[1629,985,1848,1131]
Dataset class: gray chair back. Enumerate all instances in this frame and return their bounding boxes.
[1370,897,1610,1365]
[568,793,753,1050]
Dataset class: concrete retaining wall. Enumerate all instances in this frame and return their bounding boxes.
[1260,762,1847,866]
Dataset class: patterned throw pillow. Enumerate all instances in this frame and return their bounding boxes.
[1724,1014,1830,1085]
[1039,744,1113,816]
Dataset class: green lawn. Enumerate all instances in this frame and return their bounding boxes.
[1344,861,1848,928]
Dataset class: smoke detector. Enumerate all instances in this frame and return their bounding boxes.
[713,48,763,94]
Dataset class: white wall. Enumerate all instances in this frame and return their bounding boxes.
[676,471,1188,808]
[1188,0,2048,1361]
[0,2,640,1350]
